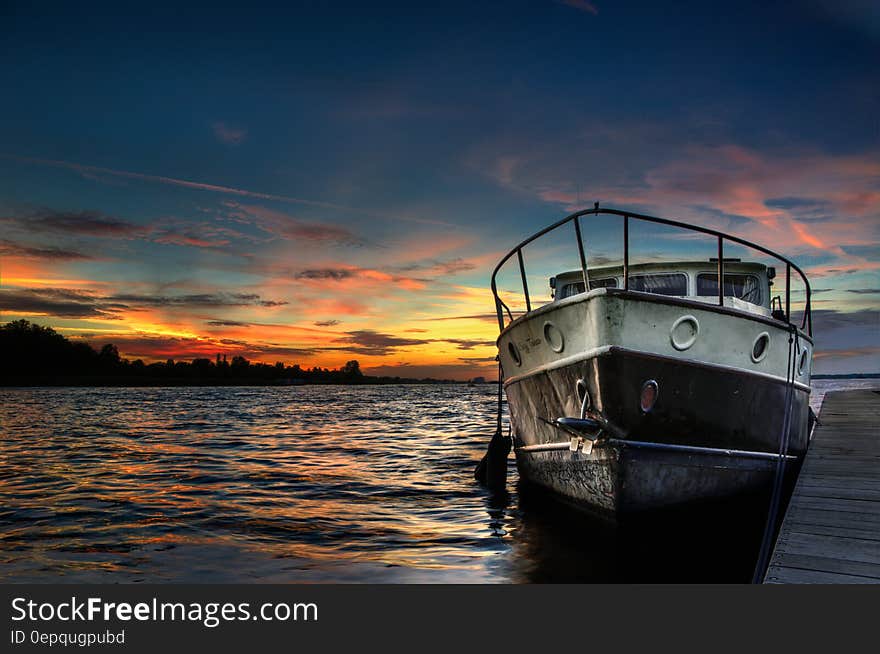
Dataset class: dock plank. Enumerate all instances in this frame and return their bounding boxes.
[770,553,880,580]
[765,568,879,584]
[764,389,880,584]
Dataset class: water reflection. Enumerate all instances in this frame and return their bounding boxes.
[0,382,851,583]
[502,481,771,583]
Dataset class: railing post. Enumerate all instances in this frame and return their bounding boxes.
[623,215,629,291]
[495,297,505,332]
[785,264,791,324]
[574,216,589,291]
[717,236,724,307]
[517,248,531,313]
[807,289,812,335]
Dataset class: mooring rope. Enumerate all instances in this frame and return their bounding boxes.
[751,322,799,583]
[495,360,504,435]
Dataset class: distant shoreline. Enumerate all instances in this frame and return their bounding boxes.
[2,374,875,389]
[1,320,491,388]
[0,376,489,388]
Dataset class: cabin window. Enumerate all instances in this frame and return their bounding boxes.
[628,273,688,296]
[559,277,617,299]
[697,273,761,305]
[559,282,584,299]
[590,277,618,290]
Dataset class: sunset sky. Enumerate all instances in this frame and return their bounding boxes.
[1,1,878,378]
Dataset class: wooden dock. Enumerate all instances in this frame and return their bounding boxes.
[764,389,880,583]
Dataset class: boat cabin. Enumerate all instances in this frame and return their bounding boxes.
[549,260,779,318]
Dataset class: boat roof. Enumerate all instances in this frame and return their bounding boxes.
[552,260,772,282]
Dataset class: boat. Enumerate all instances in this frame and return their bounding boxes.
[491,205,814,516]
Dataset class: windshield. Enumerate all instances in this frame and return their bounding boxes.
[628,273,687,296]
[697,273,762,305]
[558,277,618,299]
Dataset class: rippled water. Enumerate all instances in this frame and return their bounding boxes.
[1,381,875,583]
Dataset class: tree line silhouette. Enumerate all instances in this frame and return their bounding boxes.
[0,320,458,386]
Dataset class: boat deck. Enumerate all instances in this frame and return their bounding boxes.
[764,389,880,583]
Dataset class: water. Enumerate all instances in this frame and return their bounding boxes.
[1,380,875,583]
[808,378,880,414]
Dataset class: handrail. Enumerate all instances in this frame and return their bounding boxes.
[490,206,812,336]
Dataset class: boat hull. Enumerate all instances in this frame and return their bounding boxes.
[506,335,810,515]
[516,436,795,515]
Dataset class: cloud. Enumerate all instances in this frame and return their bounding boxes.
[151,219,267,250]
[291,264,427,290]
[557,0,599,15]
[476,135,880,274]
[444,338,495,350]
[809,309,880,373]
[217,339,316,358]
[295,269,356,281]
[152,230,231,248]
[0,239,93,261]
[335,329,430,356]
[0,288,118,318]
[764,197,833,222]
[395,258,477,276]
[326,330,494,356]
[3,209,263,251]
[808,259,880,277]
[107,292,288,308]
[842,244,880,259]
[606,145,880,244]
[3,154,450,226]
[846,289,880,294]
[314,319,341,326]
[0,287,291,321]
[4,208,148,238]
[206,320,251,327]
[811,308,879,329]
[223,202,367,246]
[813,346,880,360]
[422,313,500,323]
[212,121,248,145]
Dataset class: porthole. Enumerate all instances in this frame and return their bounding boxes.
[751,332,770,363]
[670,315,699,351]
[508,341,522,367]
[543,321,565,353]
[798,350,809,376]
[640,380,659,413]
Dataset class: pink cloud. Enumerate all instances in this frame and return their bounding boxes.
[501,142,879,257]
[221,202,365,246]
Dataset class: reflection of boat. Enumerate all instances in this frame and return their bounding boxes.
[491,206,814,516]
[506,481,769,582]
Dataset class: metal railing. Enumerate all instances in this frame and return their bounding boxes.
[490,205,813,336]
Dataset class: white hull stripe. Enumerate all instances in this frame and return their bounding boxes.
[502,344,811,393]
[516,439,798,461]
